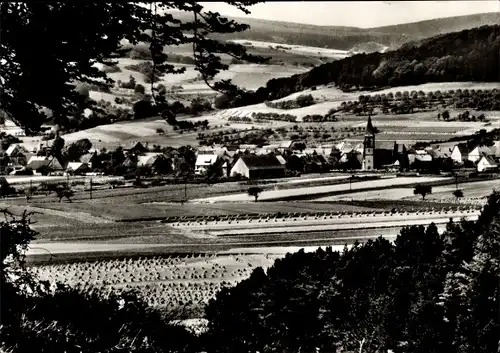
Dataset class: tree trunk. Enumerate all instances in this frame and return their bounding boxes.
[359,338,366,353]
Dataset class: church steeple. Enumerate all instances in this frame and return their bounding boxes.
[366,115,376,135]
[362,115,376,171]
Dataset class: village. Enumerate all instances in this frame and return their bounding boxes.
[0,116,499,192]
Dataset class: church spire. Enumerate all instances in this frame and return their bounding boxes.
[366,115,376,135]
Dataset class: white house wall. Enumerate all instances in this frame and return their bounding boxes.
[230,158,250,178]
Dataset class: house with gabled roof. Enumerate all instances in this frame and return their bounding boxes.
[123,141,148,155]
[5,144,28,157]
[65,162,89,175]
[26,156,65,174]
[477,155,498,172]
[195,154,218,175]
[230,154,286,179]
[137,152,164,168]
[450,144,469,164]
[468,145,494,163]
[80,152,101,170]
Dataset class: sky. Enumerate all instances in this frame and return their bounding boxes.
[201,1,499,28]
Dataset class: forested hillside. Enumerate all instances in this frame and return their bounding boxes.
[169,11,500,51]
[228,25,500,107]
[204,192,500,353]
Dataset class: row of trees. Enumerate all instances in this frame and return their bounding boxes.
[252,112,298,122]
[264,94,315,109]
[341,89,500,117]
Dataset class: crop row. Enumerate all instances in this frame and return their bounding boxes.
[162,206,476,224]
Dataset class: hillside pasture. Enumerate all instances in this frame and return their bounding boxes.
[58,118,175,145]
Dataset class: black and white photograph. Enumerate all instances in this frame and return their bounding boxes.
[1,1,499,352]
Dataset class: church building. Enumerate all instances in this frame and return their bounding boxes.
[362,116,377,170]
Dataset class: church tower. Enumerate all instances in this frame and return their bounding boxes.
[362,116,376,170]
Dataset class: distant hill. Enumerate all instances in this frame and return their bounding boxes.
[170,11,500,51]
[227,25,500,106]
[368,12,500,42]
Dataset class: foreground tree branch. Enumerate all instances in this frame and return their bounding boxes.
[0,2,268,133]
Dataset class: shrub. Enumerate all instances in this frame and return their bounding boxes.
[296,94,315,107]
[214,94,231,109]
[125,61,161,83]
[101,64,121,73]
[134,84,146,94]
[119,75,136,89]
[129,47,152,60]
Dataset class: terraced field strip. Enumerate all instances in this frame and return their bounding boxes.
[170,210,479,235]
[193,176,452,202]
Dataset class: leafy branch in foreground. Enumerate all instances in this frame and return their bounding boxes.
[0,2,268,133]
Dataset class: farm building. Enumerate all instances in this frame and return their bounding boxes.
[5,144,28,157]
[123,141,148,155]
[26,156,65,174]
[195,154,218,175]
[65,162,89,175]
[198,146,229,157]
[0,119,26,137]
[137,153,164,168]
[230,154,286,179]
[428,146,452,159]
[477,155,499,172]
[468,145,495,163]
[80,152,101,169]
[392,143,410,170]
[278,140,294,153]
[492,141,500,157]
[450,144,469,164]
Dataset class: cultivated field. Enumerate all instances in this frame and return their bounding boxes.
[193,176,451,202]
[30,253,278,318]
[315,179,500,202]
[100,58,309,96]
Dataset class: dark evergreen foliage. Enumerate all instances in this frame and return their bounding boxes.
[204,191,500,353]
[230,25,500,107]
[0,2,267,133]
